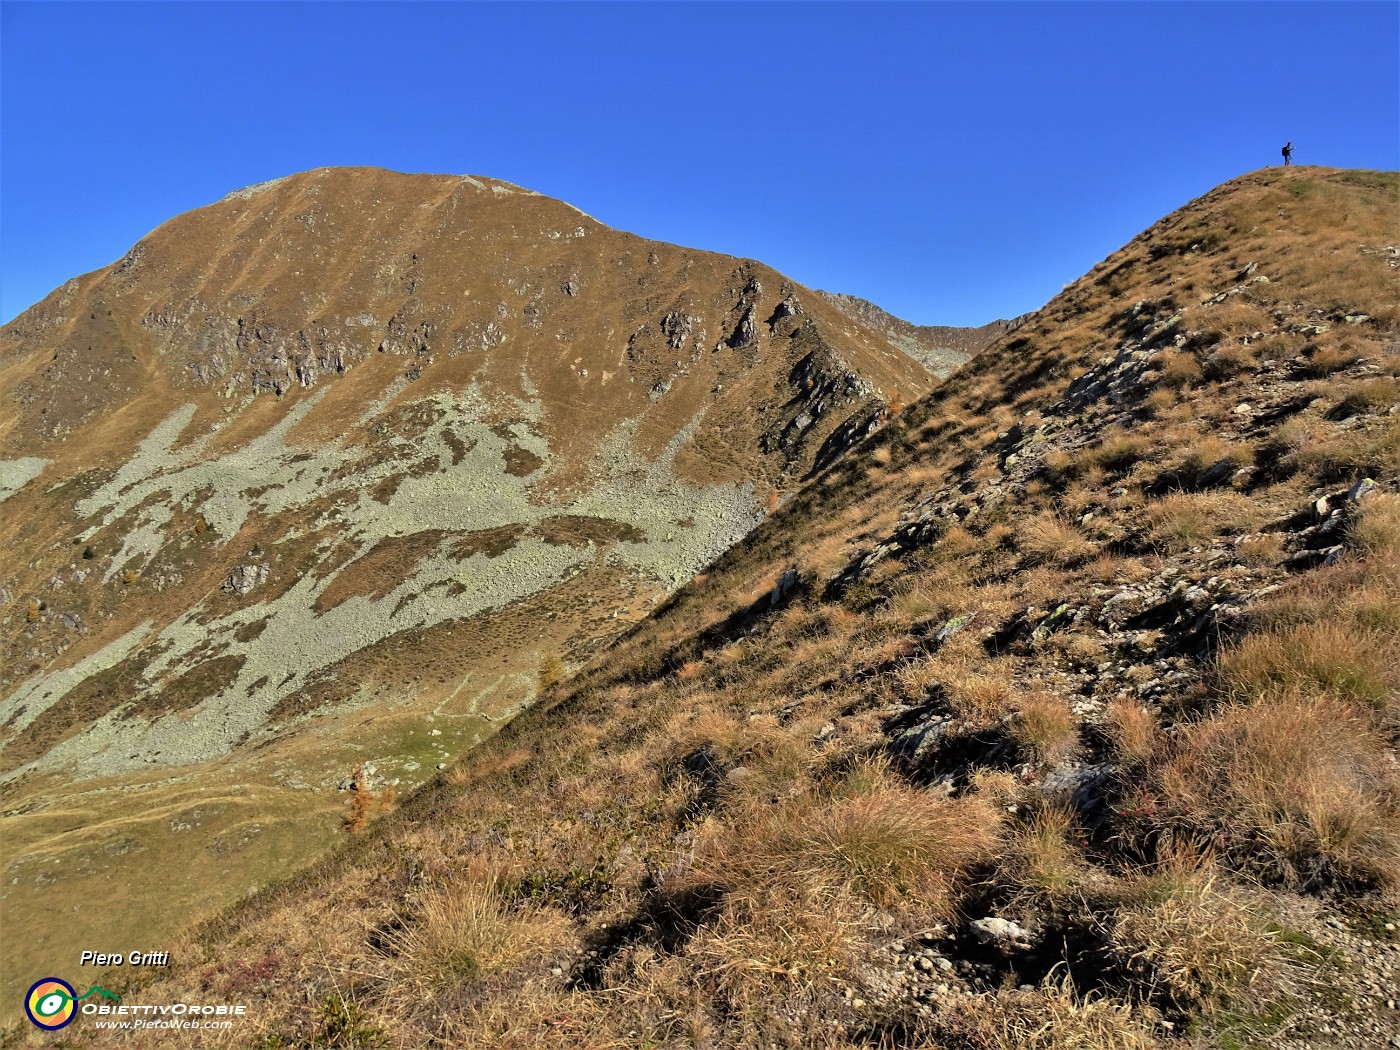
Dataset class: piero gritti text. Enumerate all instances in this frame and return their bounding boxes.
[80,950,170,967]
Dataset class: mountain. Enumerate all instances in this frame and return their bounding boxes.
[72,167,1400,1050]
[0,167,936,1000]
[817,290,1025,377]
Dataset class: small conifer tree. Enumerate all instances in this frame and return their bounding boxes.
[539,653,565,691]
[345,764,374,834]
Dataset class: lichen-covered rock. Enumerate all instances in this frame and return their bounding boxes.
[222,562,269,595]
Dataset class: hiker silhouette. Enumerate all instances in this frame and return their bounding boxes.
[1282,141,1294,166]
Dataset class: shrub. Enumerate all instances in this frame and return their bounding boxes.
[344,765,374,833]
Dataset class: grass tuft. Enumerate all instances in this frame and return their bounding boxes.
[1114,864,1280,1013]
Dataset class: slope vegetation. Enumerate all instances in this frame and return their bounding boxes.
[14,166,1400,1049]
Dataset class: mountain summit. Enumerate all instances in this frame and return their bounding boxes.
[0,167,937,994]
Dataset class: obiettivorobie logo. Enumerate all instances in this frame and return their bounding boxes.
[24,978,121,1030]
[24,976,249,1032]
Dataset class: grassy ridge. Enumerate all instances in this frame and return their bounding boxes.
[25,166,1399,1049]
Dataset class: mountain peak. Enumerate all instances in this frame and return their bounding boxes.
[0,165,937,996]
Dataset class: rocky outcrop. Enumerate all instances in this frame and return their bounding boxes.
[222,562,269,595]
[760,328,878,471]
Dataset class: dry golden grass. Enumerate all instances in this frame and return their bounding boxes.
[1288,415,1400,481]
[1113,863,1280,1013]
[1235,532,1285,566]
[1041,445,1078,482]
[686,883,869,1028]
[378,874,571,1018]
[1143,491,1263,550]
[1353,491,1400,557]
[944,661,1017,724]
[1331,375,1400,417]
[1105,699,1159,764]
[1222,620,1399,710]
[1053,630,1107,668]
[1144,385,1178,417]
[1202,297,1271,338]
[1303,342,1363,376]
[1018,511,1097,566]
[1012,690,1080,765]
[1154,348,1204,389]
[934,980,1155,1050]
[935,523,983,561]
[1202,340,1262,380]
[1159,695,1400,888]
[1083,428,1148,475]
[696,775,1001,923]
[1170,434,1251,478]
[714,732,819,810]
[1221,541,1400,715]
[1011,805,1082,899]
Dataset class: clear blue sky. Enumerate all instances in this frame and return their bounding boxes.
[2,2,1396,328]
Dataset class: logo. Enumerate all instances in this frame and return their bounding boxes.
[24,978,120,1030]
